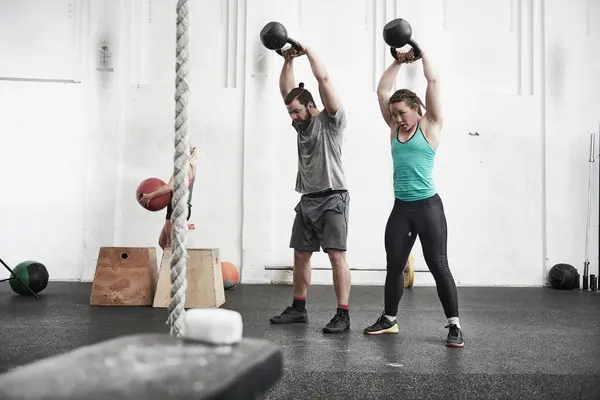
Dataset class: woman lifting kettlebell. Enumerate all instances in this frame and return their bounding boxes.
[363,19,464,348]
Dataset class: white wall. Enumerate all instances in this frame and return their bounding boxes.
[544,0,600,285]
[0,0,598,288]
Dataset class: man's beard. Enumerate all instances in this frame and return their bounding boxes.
[294,117,311,132]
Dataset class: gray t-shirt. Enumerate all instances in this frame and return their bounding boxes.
[294,106,348,194]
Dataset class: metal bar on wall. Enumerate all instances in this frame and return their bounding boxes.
[538,0,549,282]
[0,77,81,83]
[265,266,431,273]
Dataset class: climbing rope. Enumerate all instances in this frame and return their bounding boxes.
[167,0,190,338]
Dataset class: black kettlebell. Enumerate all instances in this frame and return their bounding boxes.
[260,21,302,56]
[382,18,422,60]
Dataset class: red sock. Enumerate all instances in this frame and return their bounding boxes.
[293,296,306,301]
[338,304,348,310]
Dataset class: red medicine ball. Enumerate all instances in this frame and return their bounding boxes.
[136,178,171,211]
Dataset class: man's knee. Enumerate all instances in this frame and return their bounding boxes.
[294,249,312,266]
[327,249,347,268]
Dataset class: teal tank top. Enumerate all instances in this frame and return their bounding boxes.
[391,122,437,201]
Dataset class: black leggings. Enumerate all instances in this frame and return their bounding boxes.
[166,201,192,221]
[384,193,459,318]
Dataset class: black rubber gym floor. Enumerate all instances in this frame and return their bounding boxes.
[1,282,599,399]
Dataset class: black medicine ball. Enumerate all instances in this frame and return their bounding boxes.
[9,260,49,296]
[548,263,580,290]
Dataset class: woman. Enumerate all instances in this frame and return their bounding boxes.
[140,145,198,249]
[363,47,464,347]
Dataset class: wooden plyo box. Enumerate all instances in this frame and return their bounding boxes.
[153,248,225,309]
[89,247,158,306]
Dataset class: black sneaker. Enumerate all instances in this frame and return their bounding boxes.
[269,306,308,324]
[322,310,350,333]
[363,314,399,335]
[445,324,464,347]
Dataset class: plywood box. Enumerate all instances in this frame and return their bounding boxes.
[89,247,158,306]
[153,248,225,309]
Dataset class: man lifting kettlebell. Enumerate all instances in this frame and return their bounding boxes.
[260,22,353,334]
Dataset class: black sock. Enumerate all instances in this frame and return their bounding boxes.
[292,297,306,311]
[337,307,349,315]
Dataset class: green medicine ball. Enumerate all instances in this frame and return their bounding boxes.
[9,261,49,296]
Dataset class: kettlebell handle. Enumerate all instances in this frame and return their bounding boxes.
[390,38,422,61]
[275,38,302,56]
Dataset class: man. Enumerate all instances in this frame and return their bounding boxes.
[268,42,352,334]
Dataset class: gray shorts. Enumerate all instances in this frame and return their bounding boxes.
[289,190,350,253]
